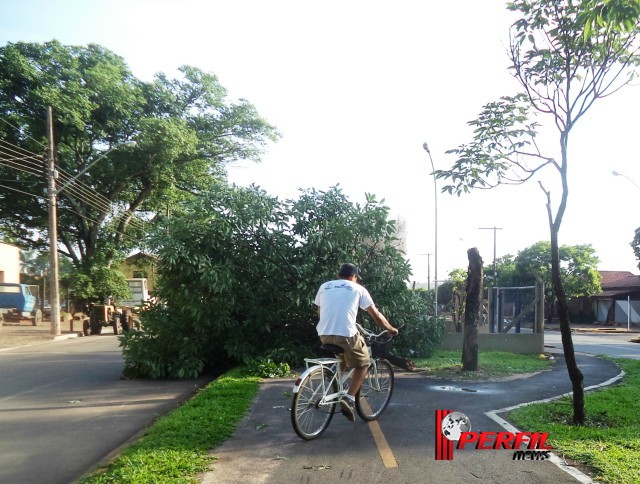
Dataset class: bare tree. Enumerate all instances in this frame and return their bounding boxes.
[435,0,640,424]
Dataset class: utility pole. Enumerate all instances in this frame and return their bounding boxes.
[479,226,502,281]
[418,253,432,290]
[46,107,61,336]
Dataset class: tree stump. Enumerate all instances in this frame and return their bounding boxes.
[462,248,483,371]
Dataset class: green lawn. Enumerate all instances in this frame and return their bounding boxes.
[413,348,553,380]
[508,358,640,484]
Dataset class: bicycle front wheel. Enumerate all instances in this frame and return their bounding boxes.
[291,367,338,440]
[355,358,394,421]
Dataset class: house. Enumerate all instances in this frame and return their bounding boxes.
[0,242,20,283]
[592,271,640,325]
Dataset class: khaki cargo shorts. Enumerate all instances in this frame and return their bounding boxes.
[320,333,370,369]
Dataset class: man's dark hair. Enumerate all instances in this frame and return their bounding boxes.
[338,263,359,278]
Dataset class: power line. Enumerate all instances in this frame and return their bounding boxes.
[0,116,47,150]
[0,183,43,199]
[0,155,146,233]
[0,150,145,232]
[0,181,144,243]
[1,138,146,233]
[0,139,44,165]
[0,149,42,167]
[63,206,144,244]
[0,157,42,177]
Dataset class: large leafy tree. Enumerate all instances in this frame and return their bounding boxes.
[435,0,640,424]
[0,40,279,271]
[437,269,468,332]
[121,185,441,379]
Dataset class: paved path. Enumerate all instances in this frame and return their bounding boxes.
[200,351,622,484]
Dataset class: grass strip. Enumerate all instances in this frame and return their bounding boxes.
[413,348,553,380]
[79,368,260,483]
[508,358,640,484]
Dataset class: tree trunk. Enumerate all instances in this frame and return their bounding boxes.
[462,248,483,371]
[541,176,585,425]
[550,227,585,424]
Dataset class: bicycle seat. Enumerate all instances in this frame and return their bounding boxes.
[320,344,344,355]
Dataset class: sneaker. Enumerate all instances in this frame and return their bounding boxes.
[340,395,356,422]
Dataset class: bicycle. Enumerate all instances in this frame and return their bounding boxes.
[290,323,395,440]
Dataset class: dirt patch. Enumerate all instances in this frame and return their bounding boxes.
[0,318,85,350]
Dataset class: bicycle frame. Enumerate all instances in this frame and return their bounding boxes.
[293,357,353,406]
[291,325,396,439]
[293,324,388,402]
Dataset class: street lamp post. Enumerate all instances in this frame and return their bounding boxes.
[612,170,640,192]
[45,105,135,336]
[422,142,438,316]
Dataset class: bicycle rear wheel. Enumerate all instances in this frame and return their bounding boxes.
[291,367,338,440]
[355,358,394,421]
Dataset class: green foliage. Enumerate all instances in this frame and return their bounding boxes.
[89,266,131,302]
[120,306,210,380]
[632,227,640,270]
[62,265,130,305]
[121,184,439,378]
[0,40,278,273]
[385,288,443,358]
[244,354,291,378]
[496,241,601,308]
[437,269,467,332]
[437,0,640,197]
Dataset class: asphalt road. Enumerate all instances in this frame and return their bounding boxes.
[0,335,209,484]
[544,330,640,359]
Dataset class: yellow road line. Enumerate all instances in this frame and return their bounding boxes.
[361,400,398,468]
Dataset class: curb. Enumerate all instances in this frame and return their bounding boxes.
[53,332,83,341]
[485,366,626,484]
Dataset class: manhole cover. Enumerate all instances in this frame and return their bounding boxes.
[439,386,478,392]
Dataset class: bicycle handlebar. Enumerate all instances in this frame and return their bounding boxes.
[356,323,403,343]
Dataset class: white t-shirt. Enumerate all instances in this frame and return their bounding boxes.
[314,279,374,337]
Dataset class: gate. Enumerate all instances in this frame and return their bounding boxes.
[489,280,544,334]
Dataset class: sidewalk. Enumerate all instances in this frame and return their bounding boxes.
[0,317,86,350]
[545,321,640,334]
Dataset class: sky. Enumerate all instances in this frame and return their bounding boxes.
[1,0,639,285]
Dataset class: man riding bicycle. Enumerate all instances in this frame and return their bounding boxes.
[314,263,398,422]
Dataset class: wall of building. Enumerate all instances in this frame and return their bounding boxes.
[440,332,544,354]
[0,242,20,283]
